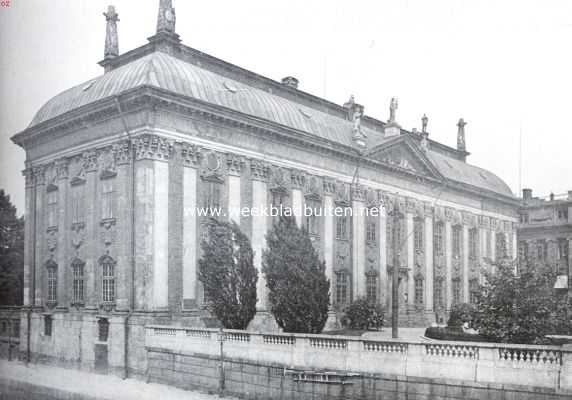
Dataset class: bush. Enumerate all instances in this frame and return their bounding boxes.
[262,215,330,333]
[424,327,492,343]
[447,303,478,328]
[198,218,258,330]
[341,298,384,330]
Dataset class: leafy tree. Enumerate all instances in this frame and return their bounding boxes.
[0,190,24,306]
[475,260,571,344]
[262,215,330,333]
[341,297,384,330]
[198,218,257,330]
[447,303,478,329]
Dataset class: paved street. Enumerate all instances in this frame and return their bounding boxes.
[0,360,236,400]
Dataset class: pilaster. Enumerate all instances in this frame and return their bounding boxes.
[351,185,366,298]
[445,209,453,310]
[462,224,469,303]
[23,168,35,307]
[378,200,388,308]
[424,205,434,312]
[56,159,68,309]
[406,211,415,307]
[251,160,269,310]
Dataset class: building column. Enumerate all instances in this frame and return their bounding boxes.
[424,211,434,311]
[152,160,169,309]
[511,229,517,260]
[352,191,366,298]
[227,156,243,224]
[292,188,303,227]
[252,177,268,310]
[378,204,388,307]
[84,153,98,310]
[462,224,469,303]
[23,168,35,307]
[56,160,69,308]
[489,229,496,266]
[406,212,415,307]
[323,194,335,304]
[445,218,453,310]
[182,165,198,308]
[133,136,172,311]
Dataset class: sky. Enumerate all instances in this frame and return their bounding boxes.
[1,0,571,214]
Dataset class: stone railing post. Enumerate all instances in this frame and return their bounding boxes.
[561,346,572,390]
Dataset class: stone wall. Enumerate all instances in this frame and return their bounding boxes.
[145,325,572,399]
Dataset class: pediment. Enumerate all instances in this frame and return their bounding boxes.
[369,136,442,180]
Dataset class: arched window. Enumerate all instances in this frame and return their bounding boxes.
[71,258,85,305]
[99,254,116,303]
[452,226,462,258]
[469,279,479,304]
[469,228,478,259]
[495,233,507,261]
[452,277,461,304]
[46,259,58,305]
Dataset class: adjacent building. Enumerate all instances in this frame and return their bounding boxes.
[518,189,572,294]
[10,1,519,375]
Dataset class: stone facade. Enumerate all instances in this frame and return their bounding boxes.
[518,189,572,295]
[10,2,519,376]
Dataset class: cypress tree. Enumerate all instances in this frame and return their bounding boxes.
[262,215,330,333]
[198,218,257,330]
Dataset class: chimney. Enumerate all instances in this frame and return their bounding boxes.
[522,188,532,201]
[281,76,299,89]
[147,0,181,54]
[568,190,572,200]
[550,192,555,201]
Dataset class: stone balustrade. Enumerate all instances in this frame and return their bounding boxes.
[145,325,572,391]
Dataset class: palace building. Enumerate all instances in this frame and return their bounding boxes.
[518,189,572,294]
[11,1,519,375]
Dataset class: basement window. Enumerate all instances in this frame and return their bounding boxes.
[298,108,312,119]
[479,172,488,180]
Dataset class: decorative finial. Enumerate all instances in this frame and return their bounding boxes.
[421,114,428,134]
[157,0,176,34]
[457,118,467,151]
[103,5,119,59]
[388,97,398,124]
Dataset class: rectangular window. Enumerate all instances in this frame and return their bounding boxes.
[71,184,85,224]
[496,233,506,261]
[47,190,58,228]
[44,315,52,336]
[102,261,115,303]
[469,280,479,304]
[101,179,114,220]
[98,318,110,342]
[366,220,376,243]
[434,223,444,255]
[270,191,287,225]
[558,239,569,261]
[47,267,57,303]
[414,277,423,304]
[469,229,478,259]
[452,226,461,258]
[537,240,546,261]
[558,209,568,220]
[434,279,444,309]
[366,274,377,303]
[452,279,461,304]
[518,241,528,263]
[414,219,423,252]
[335,272,349,305]
[336,215,348,240]
[72,262,84,304]
[305,199,320,236]
[520,213,529,224]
